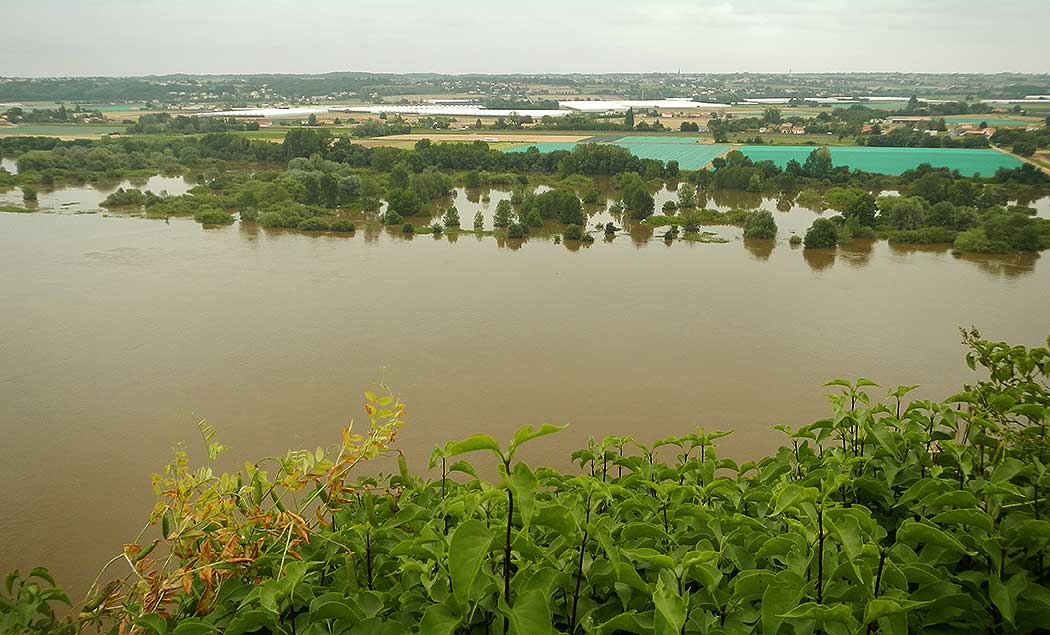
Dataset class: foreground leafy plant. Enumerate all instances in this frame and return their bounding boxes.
[6,330,1050,634]
[0,569,73,635]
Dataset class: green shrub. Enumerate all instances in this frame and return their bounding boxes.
[330,219,356,232]
[0,568,73,634]
[493,200,513,228]
[525,210,543,228]
[101,187,152,207]
[804,217,838,248]
[888,226,957,244]
[298,217,330,231]
[507,223,526,239]
[953,227,1008,254]
[383,210,402,226]
[742,210,777,240]
[789,234,803,246]
[563,224,585,241]
[442,206,460,228]
[193,209,233,225]
[402,222,414,234]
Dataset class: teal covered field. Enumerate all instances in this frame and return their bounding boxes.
[506,140,730,169]
[738,145,1024,176]
[504,140,1025,176]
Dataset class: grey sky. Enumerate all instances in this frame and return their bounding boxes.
[2,0,1048,76]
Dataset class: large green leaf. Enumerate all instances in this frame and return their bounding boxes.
[507,589,553,635]
[508,423,568,459]
[135,614,168,635]
[533,503,579,536]
[826,514,864,559]
[225,610,279,635]
[621,547,676,570]
[864,598,935,623]
[171,621,218,635]
[593,611,653,634]
[418,603,459,635]
[654,572,687,635]
[443,434,501,459]
[449,519,493,606]
[931,509,995,534]
[308,597,358,622]
[989,572,1027,627]
[762,571,805,635]
[896,519,974,556]
[506,461,538,528]
[990,457,1027,484]
[866,420,901,459]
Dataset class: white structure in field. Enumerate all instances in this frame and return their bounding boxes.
[558,99,729,112]
[198,107,331,118]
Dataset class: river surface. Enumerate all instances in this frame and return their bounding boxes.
[1,181,1048,602]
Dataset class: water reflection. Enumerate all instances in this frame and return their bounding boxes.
[838,240,875,268]
[743,238,775,261]
[887,242,950,257]
[707,189,763,210]
[803,248,837,271]
[955,252,1038,278]
[238,221,261,242]
[629,223,654,247]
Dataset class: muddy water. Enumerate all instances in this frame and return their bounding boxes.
[0,183,1048,601]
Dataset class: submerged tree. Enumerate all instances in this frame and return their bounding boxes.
[804,217,839,248]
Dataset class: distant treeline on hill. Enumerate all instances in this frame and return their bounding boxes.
[125,113,259,134]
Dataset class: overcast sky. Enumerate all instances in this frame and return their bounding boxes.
[3,0,1048,76]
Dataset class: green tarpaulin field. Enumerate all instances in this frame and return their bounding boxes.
[738,145,1024,176]
[506,140,730,169]
[504,139,1026,176]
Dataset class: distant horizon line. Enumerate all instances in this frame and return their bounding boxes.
[3,69,1050,80]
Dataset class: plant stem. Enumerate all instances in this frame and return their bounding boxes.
[817,507,825,605]
[366,530,373,590]
[504,488,514,633]
[570,528,588,632]
[874,549,887,597]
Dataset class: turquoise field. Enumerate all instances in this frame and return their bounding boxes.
[505,139,1025,176]
[738,145,1024,176]
[507,140,731,170]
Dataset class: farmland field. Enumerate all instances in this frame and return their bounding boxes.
[0,123,124,137]
[943,117,1039,126]
[506,139,731,169]
[739,145,1025,176]
[504,138,1027,175]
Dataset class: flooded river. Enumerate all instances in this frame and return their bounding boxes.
[1,179,1048,601]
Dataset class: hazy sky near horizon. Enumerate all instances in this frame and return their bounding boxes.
[3,0,1048,76]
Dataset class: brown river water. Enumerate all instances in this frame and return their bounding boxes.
[1,175,1048,601]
